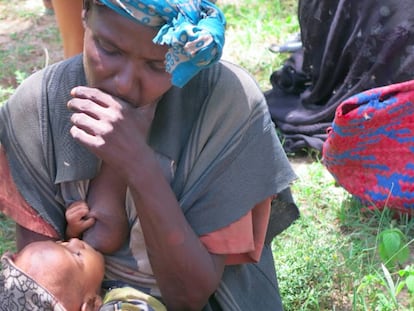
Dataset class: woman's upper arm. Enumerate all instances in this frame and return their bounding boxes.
[0,145,59,249]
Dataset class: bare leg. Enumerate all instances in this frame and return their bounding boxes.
[51,0,84,58]
[43,0,53,10]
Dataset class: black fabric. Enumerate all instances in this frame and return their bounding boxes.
[265,0,414,153]
[265,187,299,245]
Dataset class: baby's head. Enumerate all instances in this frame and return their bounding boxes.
[0,238,104,311]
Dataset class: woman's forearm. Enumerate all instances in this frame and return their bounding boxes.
[126,150,225,311]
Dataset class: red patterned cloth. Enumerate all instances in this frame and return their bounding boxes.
[323,80,414,214]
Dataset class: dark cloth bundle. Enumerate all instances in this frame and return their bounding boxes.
[265,0,414,153]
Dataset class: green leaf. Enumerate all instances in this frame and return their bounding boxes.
[377,229,409,267]
[406,275,414,293]
[395,280,406,296]
[382,231,401,255]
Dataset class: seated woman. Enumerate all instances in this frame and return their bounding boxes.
[0,0,298,309]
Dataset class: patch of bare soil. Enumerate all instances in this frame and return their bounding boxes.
[0,2,63,88]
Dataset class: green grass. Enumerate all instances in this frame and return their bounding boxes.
[2,1,414,310]
[0,0,61,103]
[0,214,16,254]
[221,0,299,90]
[277,160,414,310]
[274,161,350,310]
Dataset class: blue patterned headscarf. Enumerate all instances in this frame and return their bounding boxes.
[98,0,226,87]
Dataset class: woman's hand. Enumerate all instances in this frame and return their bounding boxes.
[67,86,155,175]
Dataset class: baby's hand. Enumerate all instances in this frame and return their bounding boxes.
[65,201,96,239]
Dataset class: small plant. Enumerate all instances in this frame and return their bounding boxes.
[14,70,28,85]
[355,271,399,311]
[398,265,414,305]
[0,86,14,105]
[377,228,410,269]
[351,221,414,309]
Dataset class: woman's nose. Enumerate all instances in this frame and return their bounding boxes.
[115,65,137,98]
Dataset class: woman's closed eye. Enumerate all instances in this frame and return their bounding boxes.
[95,37,121,56]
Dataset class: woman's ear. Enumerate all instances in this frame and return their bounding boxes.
[81,295,102,311]
[81,9,87,28]
[81,0,90,28]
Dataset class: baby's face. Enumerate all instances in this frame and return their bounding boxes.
[13,238,104,309]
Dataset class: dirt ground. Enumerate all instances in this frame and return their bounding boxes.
[0,0,63,88]
[0,0,241,57]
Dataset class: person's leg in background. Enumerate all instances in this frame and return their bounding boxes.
[43,0,54,15]
[51,0,84,58]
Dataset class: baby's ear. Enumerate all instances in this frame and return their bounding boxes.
[81,295,102,311]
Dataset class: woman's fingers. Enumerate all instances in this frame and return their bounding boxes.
[70,86,114,107]
[69,124,106,149]
[68,97,108,120]
[67,86,151,169]
[70,110,114,136]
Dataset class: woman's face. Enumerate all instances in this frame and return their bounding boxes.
[82,5,172,108]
